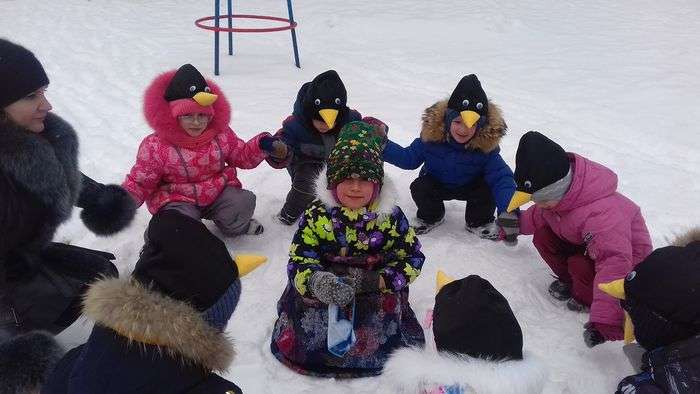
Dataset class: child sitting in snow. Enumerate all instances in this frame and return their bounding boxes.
[123,64,287,236]
[267,69,386,225]
[270,121,425,378]
[383,272,546,393]
[598,228,700,394]
[503,131,653,347]
[382,74,516,238]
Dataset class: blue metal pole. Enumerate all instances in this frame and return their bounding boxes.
[286,0,301,68]
[215,0,221,75]
[227,0,233,55]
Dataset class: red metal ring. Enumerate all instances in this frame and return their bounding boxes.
[195,14,297,33]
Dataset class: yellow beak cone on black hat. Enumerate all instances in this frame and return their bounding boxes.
[599,279,635,344]
[234,255,267,277]
[436,270,455,294]
[507,191,532,213]
[193,91,218,107]
[318,108,339,129]
[460,110,480,129]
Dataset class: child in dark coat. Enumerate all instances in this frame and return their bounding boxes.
[42,210,266,393]
[599,228,700,394]
[268,70,385,225]
[384,271,546,393]
[382,74,516,238]
[270,121,425,378]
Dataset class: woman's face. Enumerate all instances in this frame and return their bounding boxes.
[336,178,376,209]
[3,86,52,133]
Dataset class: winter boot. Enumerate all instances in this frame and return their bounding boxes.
[548,279,572,301]
[466,221,500,240]
[414,217,445,235]
[274,211,297,226]
[566,297,589,313]
[245,219,264,235]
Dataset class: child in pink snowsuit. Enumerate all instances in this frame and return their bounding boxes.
[504,131,653,347]
[123,64,286,236]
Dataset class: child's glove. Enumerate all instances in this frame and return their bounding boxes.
[362,117,388,149]
[583,322,624,347]
[496,211,520,246]
[309,271,355,306]
[345,267,383,294]
[259,136,289,159]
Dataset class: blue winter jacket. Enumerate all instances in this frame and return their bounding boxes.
[382,99,515,213]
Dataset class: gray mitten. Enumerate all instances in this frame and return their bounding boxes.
[308,271,355,306]
[346,267,382,294]
[497,211,520,246]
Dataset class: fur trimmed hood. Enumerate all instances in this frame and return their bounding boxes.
[383,346,547,393]
[672,227,700,247]
[313,166,399,218]
[83,277,235,372]
[143,69,232,138]
[420,99,507,153]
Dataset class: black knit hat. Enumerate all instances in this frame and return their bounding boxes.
[134,210,239,313]
[624,241,700,350]
[447,74,489,120]
[0,39,49,108]
[513,131,570,194]
[302,70,348,127]
[433,275,523,360]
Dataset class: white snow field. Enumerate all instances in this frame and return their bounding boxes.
[2,0,699,392]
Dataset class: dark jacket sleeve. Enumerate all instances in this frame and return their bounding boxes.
[482,148,516,213]
[382,138,426,170]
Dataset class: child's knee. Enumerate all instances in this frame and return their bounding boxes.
[567,254,595,278]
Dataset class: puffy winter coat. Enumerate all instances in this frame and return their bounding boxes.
[520,153,653,327]
[382,99,515,213]
[270,172,425,378]
[123,69,269,214]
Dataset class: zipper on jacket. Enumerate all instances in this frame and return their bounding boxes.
[174,147,200,206]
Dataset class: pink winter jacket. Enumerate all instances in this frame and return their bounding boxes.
[122,68,269,214]
[520,153,653,327]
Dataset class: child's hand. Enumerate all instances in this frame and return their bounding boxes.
[309,271,355,306]
[496,211,520,246]
[345,267,382,294]
[583,322,623,347]
[259,136,289,159]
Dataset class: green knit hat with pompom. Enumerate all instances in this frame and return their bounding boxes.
[326,121,384,187]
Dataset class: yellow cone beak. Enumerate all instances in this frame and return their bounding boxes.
[193,92,218,107]
[599,279,635,344]
[234,255,267,277]
[319,109,339,129]
[507,191,532,212]
[460,110,480,128]
[436,270,455,294]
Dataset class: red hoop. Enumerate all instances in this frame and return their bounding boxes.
[195,14,297,33]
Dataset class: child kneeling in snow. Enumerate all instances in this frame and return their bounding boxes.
[42,209,266,393]
[123,64,287,236]
[503,131,653,347]
[382,74,516,238]
[599,228,700,394]
[270,121,425,378]
[383,272,546,393]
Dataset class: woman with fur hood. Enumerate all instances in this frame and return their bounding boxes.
[122,64,288,236]
[42,209,266,393]
[270,121,425,378]
[382,74,516,239]
[383,272,546,393]
[0,38,136,393]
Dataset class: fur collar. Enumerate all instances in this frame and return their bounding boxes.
[383,346,547,393]
[83,277,235,372]
[313,167,399,218]
[672,227,700,247]
[0,112,81,224]
[420,99,507,153]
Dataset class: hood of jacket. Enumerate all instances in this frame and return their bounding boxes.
[142,70,232,139]
[383,346,547,393]
[553,153,618,212]
[83,277,235,372]
[420,99,507,153]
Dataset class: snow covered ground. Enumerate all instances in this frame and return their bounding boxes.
[3,0,700,392]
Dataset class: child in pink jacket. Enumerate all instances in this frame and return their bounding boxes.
[503,131,653,347]
[123,64,287,236]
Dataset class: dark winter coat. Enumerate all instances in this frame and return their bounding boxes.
[42,277,241,394]
[270,171,425,378]
[382,100,515,213]
[269,82,363,168]
[616,334,700,394]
